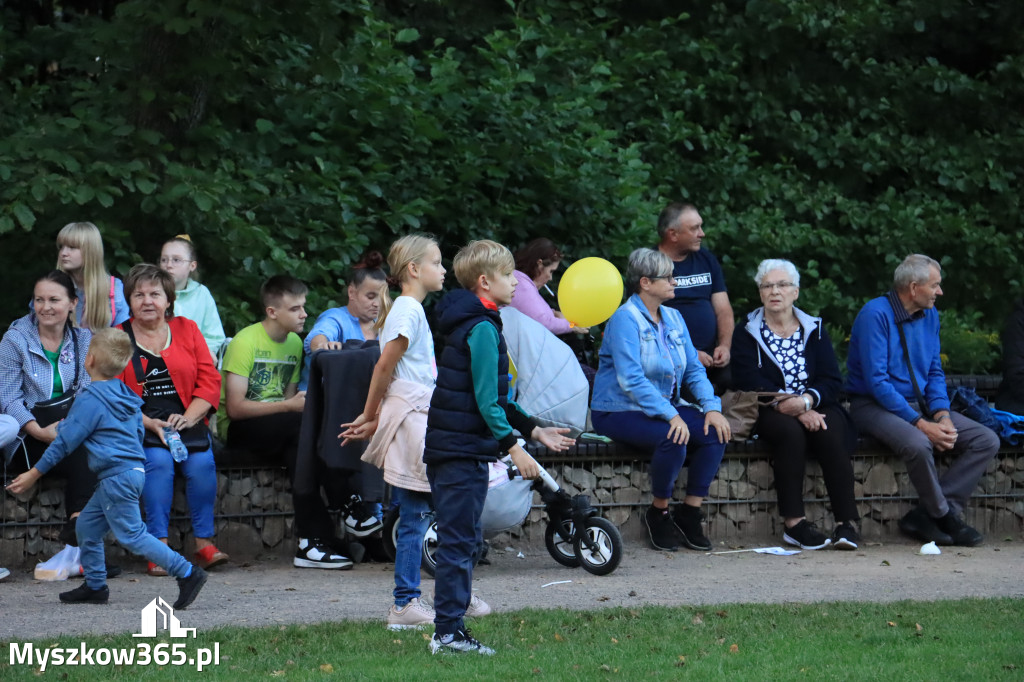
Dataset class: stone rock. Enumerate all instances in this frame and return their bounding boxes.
[863,464,898,496]
[37,489,62,506]
[708,480,730,499]
[896,474,915,497]
[261,517,286,547]
[172,489,189,514]
[563,467,597,492]
[746,461,774,489]
[604,507,631,526]
[717,460,745,482]
[853,481,865,499]
[852,459,871,478]
[629,471,647,488]
[1013,501,1024,519]
[992,509,1021,535]
[0,538,25,567]
[3,526,26,540]
[889,459,907,474]
[229,477,254,497]
[730,482,758,500]
[24,535,46,555]
[220,494,248,516]
[720,504,754,525]
[9,487,36,503]
[859,516,884,541]
[39,507,52,522]
[607,475,630,488]
[593,488,613,504]
[592,464,615,479]
[1012,470,1024,485]
[998,457,1015,473]
[986,457,1000,474]
[980,471,1012,495]
[276,492,294,513]
[802,476,815,495]
[250,486,274,508]
[256,469,276,486]
[3,499,28,522]
[869,501,904,521]
[216,473,229,499]
[527,509,544,524]
[613,487,643,504]
[614,464,632,475]
[217,521,264,557]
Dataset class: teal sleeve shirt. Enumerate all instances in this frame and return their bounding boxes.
[467,321,536,451]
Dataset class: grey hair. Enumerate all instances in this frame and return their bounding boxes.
[754,259,800,288]
[656,202,697,240]
[626,248,673,293]
[894,254,941,291]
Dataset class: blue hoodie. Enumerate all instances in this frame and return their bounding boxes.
[35,379,145,480]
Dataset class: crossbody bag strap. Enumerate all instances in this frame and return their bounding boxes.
[68,325,80,392]
[121,320,147,389]
[895,321,930,417]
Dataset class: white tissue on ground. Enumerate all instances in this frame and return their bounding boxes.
[919,541,941,555]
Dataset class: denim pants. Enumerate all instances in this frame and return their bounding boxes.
[143,444,217,539]
[592,406,727,499]
[392,486,433,607]
[77,468,193,589]
[427,459,488,637]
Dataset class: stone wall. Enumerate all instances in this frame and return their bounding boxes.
[3,453,1023,567]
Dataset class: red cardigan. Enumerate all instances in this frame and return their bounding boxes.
[116,316,222,418]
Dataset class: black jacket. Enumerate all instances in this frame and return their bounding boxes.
[996,298,1024,415]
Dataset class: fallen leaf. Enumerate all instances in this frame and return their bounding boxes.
[611,637,619,644]
[880,560,890,566]
[887,621,896,627]
[716,638,726,645]
[716,610,728,618]
[391,639,403,644]
[532,668,542,674]
[915,623,923,632]
[628,590,637,597]
[692,615,704,625]
[319,664,334,673]
[554,633,564,642]
[285,587,297,591]
[270,672,285,678]
[597,596,610,602]
[600,664,611,671]
[729,644,739,653]
[677,655,686,662]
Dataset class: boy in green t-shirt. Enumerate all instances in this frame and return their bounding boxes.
[218,275,351,570]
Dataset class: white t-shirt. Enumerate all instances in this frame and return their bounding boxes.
[380,296,436,388]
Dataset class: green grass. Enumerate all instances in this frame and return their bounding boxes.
[3,599,1023,681]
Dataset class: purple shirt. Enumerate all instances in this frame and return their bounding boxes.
[509,270,572,335]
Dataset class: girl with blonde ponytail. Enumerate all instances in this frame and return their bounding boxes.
[54,222,129,329]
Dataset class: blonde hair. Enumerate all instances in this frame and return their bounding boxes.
[375,234,438,331]
[88,327,134,378]
[453,239,514,290]
[56,222,112,330]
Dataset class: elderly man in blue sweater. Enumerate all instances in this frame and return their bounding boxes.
[846,254,997,546]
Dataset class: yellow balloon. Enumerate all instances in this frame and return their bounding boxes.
[558,257,624,328]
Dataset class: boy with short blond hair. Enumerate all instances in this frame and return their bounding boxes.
[423,240,575,655]
[7,328,207,608]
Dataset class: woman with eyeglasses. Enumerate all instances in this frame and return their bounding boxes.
[730,258,860,551]
[591,248,731,553]
[159,236,226,361]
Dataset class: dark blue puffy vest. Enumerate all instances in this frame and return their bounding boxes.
[424,290,509,464]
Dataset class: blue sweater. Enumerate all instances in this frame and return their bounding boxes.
[36,379,145,480]
[845,292,950,423]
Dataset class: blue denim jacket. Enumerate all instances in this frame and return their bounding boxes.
[592,294,720,421]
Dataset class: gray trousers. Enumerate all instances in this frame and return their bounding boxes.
[848,397,999,517]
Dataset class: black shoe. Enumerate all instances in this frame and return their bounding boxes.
[173,566,208,610]
[783,519,831,550]
[644,506,679,551]
[59,583,109,604]
[936,513,983,547]
[429,628,495,655]
[898,507,953,545]
[672,503,712,551]
[832,522,860,550]
[344,495,384,538]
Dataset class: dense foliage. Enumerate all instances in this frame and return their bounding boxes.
[2,0,1021,371]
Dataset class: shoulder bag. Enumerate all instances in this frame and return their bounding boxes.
[30,326,81,427]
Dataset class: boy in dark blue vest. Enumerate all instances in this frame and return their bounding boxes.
[423,240,575,655]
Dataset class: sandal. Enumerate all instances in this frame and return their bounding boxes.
[195,544,230,570]
[147,562,168,577]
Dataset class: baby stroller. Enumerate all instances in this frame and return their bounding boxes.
[383,456,623,576]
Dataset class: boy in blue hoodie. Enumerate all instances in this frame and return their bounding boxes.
[7,328,207,607]
[423,240,575,655]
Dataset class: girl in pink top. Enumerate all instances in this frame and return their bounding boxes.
[509,238,589,336]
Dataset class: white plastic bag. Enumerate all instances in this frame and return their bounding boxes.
[34,544,81,581]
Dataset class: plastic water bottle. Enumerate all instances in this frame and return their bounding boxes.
[164,427,188,462]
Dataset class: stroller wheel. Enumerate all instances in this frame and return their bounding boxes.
[421,522,439,577]
[545,519,581,568]
[381,507,399,562]
[574,517,623,576]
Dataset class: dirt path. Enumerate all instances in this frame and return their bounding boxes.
[2,539,1022,641]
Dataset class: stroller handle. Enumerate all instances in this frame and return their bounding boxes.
[536,464,559,493]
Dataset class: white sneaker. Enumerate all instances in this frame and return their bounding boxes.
[344,496,384,538]
[465,593,492,618]
[293,538,353,569]
[387,598,435,630]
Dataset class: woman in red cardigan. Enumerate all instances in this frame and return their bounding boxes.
[117,264,227,576]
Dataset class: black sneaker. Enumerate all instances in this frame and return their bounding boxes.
[294,538,353,569]
[429,628,495,655]
[783,519,831,550]
[897,506,953,545]
[935,513,983,547]
[173,565,207,610]
[644,506,679,552]
[832,522,860,550]
[59,583,109,604]
[344,496,384,538]
[672,503,712,551]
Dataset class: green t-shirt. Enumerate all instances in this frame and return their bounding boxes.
[216,322,302,440]
[43,346,64,399]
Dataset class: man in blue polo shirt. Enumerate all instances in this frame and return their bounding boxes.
[657,203,734,389]
[846,254,997,546]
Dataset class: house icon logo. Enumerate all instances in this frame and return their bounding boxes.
[132,597,196,638]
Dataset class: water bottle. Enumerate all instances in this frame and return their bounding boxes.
[164,427,189,463]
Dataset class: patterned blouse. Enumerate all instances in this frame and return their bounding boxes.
[759,321,808,394]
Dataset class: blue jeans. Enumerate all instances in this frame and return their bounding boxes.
[592,406,726,499]
[143,444,217,539]
[427,459,488,637]
[77,468,193,589]
[392,487,433,607]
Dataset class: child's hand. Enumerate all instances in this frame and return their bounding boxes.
[530,426,576,453]
[509,445,540,480]
[339,413,379,446]
[7,468,41,494]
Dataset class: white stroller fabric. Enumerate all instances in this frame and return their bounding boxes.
[481,476,535,534]
[500,306,588,436]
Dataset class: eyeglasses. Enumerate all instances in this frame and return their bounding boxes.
[758,281,796,291]
[160,257,193,266]
[645,274,675,283]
